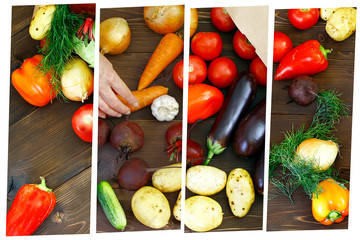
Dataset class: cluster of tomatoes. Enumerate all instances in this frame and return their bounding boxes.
[173,7,267,91]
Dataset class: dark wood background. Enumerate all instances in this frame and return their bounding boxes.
[267,9,355,231]
[8,5,92,235]
[97,7,266,233]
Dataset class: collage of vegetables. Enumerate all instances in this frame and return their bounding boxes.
[4,1,358,238]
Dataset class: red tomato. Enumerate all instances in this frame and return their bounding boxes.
[273,31,293,63]
[250,56,267,86]
[172,61,184,89]
[210,7,236,32]
[233,30,256,60]
[288,8,319,30]
[208,57,237,88]
[72,104,93,142]
[188,84,224,123]
[191,32,223,61]
[172,55,207,89]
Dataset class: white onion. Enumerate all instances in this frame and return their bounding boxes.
[296,138,339,171]
[61,57,94,102]
[100,17,131,55]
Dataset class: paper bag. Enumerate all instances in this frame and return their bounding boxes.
[226,6,269,66]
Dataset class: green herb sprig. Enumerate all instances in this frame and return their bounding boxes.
[269,90,348,202]
[39,5,84,99]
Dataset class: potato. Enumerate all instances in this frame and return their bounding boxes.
[184,195,223,232]
[326,7,356,41]
[186,165,227,195]
[320,8,339,21]
[226,168,255,218]
[131,186,171,229]
[173,191,181,221]
[152,163,182,193]
[29,5,56,40]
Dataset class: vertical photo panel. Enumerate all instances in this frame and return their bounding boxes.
[97,5,183,232]
[7,4,95,236]
[267,7,355,230]
[184,6,267,232]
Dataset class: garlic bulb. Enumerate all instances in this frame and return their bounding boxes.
[151,95,179,121]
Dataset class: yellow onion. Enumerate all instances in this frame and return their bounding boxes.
[61,57,94,102]
[100,17,131,55]
[190,8,198,38]
[296,138,339,171]
[144,5,184,34]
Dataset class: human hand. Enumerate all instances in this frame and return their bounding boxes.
[98,53,138,118]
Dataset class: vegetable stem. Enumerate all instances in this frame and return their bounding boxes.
[35,177,52,193]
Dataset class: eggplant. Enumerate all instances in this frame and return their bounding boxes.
[252,149,264,195]
[233,99,266,157]
[204,71,257,165]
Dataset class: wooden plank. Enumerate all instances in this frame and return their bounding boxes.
[34,167,91,235]
[7,98,93,200]
[11,5,34,36]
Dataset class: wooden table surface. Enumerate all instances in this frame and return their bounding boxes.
[8,5,91,235]
[267,9,354,231]
[97,7,266,233]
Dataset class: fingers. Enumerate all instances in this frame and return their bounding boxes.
[111,79,139,109]
[98,109,107,119]
[99,53,138,118]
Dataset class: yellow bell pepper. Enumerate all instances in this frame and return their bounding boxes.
[312,178,349,225]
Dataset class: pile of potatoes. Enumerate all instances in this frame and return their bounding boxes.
[131,163,255,232]
[320,7,357,41]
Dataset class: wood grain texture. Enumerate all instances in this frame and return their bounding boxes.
[267,9,354,231]
[8,5,91,235]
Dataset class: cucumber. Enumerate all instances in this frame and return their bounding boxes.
[97,181,127,230]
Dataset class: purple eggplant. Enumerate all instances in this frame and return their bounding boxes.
[233,99,266,157]
[204,71,257,165]
[252,150,264,195]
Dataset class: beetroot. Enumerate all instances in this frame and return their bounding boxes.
[288,75,318,106]
[117,158,151,190]
[165,122,182,145]
[110,121,144,156]
[98,119,110,147]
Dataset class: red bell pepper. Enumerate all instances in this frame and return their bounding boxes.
[188,83,224,123]
[11,55,56,107]
[6,177,56,236]
[274,40,331,80]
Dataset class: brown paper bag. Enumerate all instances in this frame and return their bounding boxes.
[226,6,269,66]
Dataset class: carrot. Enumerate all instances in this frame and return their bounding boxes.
[137,32,184,90]
[116,85,169,112]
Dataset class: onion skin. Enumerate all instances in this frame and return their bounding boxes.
[296,138,339,171]
[190,8,198,37]
[100,17,131,55]
[61,57,94,102]
[144,6,184,34]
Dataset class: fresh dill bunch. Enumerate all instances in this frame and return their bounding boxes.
[269,89,348,202]
[39,4,84,100]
